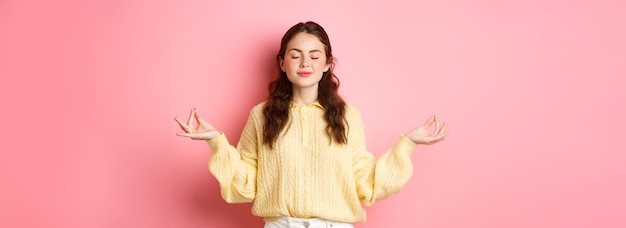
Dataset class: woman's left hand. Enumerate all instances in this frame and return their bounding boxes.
[405,115,448,145]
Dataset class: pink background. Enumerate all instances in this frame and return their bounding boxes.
[1,0,625,227]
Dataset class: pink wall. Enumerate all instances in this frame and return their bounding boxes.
[1,0,625,227]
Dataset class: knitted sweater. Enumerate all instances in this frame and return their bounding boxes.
[207,101,418,223]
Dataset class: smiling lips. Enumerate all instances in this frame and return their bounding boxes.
[297,71,313,77]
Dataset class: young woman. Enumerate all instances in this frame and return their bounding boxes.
[175,21,448,228]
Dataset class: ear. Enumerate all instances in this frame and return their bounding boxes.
[324,58,331,72]
[279,57,285,72]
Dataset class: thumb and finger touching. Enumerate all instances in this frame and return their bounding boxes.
[410,115,449,145]
[174,108,219,140]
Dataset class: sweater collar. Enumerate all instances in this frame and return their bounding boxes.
[290,101,325,110]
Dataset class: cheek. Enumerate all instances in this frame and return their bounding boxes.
[313,62,326,70]
[283,59,299,69]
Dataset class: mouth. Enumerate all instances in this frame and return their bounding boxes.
[297,72,313,77]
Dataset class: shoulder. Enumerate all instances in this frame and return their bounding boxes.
[243,101,266,123]
[250,101,267,114]
[344,103,363,121]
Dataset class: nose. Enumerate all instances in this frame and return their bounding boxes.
[299,58,310,68]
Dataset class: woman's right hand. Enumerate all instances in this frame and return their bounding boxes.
[175,108,221,140]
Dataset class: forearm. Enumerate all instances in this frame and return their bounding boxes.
[356,136,417,205]
[207,134,256,203]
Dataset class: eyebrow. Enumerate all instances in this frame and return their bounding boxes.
[287,48,323,54]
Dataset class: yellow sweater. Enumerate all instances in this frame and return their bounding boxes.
[207,101,418,223]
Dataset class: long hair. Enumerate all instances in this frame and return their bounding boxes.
[263,21,347,149]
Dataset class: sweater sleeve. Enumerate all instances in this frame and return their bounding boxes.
[349,108,418,206]
[206,109,260,203]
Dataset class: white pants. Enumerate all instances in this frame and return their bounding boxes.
[264,216,354,228]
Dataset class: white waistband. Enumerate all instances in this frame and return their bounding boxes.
[264,216,354,228]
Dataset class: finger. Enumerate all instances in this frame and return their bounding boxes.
[428,134,446,144]
[176,132,194,138]
[178,132,209,140]
[437,134,447,142]
[438,122,448,136]
[187,108,195,127]
[422,115,435,129]
[425,127,448,144]
[193,108,210,127]
[434,116,440,134]
[430,137,445,144]
[442,122,449,135]
[175,117,192,133]
[435,125,448,140]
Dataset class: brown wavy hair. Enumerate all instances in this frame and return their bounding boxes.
[263,21,347,148]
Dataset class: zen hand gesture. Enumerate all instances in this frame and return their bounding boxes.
[405,115,448,145]
[175,108,221,140]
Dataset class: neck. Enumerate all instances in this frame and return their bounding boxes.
[292,86,318,105]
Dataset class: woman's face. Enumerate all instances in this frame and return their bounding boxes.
[280,32,330,90]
